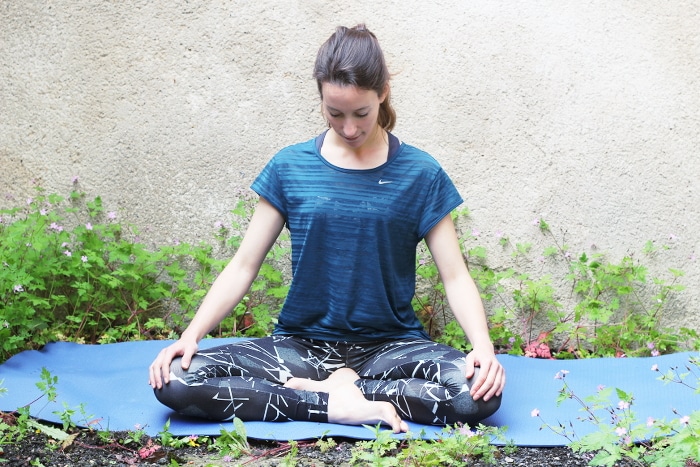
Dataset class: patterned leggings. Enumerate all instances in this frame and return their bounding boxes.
[154,336,501,426]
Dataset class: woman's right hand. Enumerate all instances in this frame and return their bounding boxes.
[148,338,199,389]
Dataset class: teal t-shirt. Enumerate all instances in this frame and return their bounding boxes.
[251,133,463,341]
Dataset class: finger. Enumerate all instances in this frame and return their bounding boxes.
[181,349,194,371]
[464,353,476,379]
[497,366,506,396]
[158,348,175,386]
[481,366,503,401]
[149,361,163,389]
[148,366,156,388]
[481,363,506,401]
[469,360,491,400]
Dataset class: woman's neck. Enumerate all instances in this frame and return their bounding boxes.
[322,127,389,170]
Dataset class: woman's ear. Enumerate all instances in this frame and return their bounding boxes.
[379,83,390,103]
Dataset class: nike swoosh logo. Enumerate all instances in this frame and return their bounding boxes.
[378,179,393,185]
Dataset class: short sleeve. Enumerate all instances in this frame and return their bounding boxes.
[251,157,287,219]
[416,167,463,238]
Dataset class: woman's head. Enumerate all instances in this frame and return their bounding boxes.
[313,24,396,132]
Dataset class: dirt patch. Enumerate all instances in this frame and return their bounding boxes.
[0,424,645,466]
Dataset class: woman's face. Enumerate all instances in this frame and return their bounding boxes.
[321,82,387,149]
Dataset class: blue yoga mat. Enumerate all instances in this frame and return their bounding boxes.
[0,338,695,446]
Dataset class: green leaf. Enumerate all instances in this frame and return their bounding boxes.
[27,419,70,441]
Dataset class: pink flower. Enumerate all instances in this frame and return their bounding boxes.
[107,211,117,220]
[651,350,660,357]
[615,426,627,437]
[680,416,690,426]
[646,417,655,427]
[13,284,24,293]
[651,364,659,372]
[617,400,630,410]
[597,384,606,392]
[531,408,540,417]
[525,341,552,359]
[64,250,72,257]
[72,175,79,184]
[81,256,88,263]
[85,222,93,230]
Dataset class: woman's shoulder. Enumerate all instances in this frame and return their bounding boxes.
[277,137,317,155]
[393,138,444,172]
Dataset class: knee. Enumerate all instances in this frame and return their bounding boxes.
[152,359,199,412]
[449,367,503,425]
[448,390,501,426]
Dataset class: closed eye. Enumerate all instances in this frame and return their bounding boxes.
[328,112,368,118]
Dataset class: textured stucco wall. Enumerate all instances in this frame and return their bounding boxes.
[2,1,698,332]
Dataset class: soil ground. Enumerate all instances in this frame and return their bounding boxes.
[0,422,644,467]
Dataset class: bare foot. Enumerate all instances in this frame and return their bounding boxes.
[285,368,409,433]
[283,366,358,391]
[328,380,409,433]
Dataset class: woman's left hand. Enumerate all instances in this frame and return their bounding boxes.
[465,347,505,402]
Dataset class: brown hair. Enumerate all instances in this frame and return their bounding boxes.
[313,24,396,132]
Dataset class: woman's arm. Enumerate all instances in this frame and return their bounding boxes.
[424,214,506,402]
[149,197,285,389]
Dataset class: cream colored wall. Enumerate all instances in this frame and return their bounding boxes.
[2,1,698,331]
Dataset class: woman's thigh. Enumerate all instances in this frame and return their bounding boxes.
[353,338,468,390]
[182,335,349,384]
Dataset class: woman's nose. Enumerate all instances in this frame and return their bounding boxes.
[343,120,357,136]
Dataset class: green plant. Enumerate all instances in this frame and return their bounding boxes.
[461,218,695,358]
[121,423,148,446]
[349,423,511,466]
[0,183,293,362]
[279,439,299,466]
[533,356,699,466]
[210,417,251,459]
[396,424,511,466]
[0,184,220,360]
[53,401,93,432]
[0,368,64,446]
[315,434,337,452]
[350,424,400,466]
